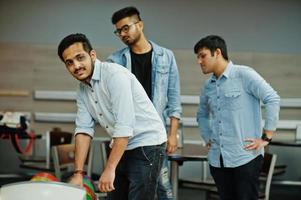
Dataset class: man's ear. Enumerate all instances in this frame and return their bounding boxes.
[138,21,144,31]
[215,48,222,57]
[90,49,97,62]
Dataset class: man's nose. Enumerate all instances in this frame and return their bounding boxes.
[74,60,81,69]
[119,30,128,38]
[197,58,202,64]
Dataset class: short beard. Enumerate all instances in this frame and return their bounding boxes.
[79,58,95,84]
[125,33,141,46]
[85,58,95,81]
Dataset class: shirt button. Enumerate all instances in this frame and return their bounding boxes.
[105,125,108,129]
[218,108,221,111]
[217,96,220,99]
[220,133,222,136]
[219,121,221,123]
[99,113,102,116]
[221,144,223,148]
[91,90,94,92]
[217,84,220,87]
[95,101,98,104]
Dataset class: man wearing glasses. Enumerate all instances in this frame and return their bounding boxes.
[107,6,182,200]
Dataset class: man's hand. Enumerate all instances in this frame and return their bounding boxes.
[98,137,128,192]
[167,133,177,154]
[69,174,84,187]
[98,168,116,193]
[167,117,179,154]
[206,140,212,149]
[244,138,269,150]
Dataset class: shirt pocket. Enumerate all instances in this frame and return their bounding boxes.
[224,89,242,110]
[156,64,169,74]
[155,65,169,93]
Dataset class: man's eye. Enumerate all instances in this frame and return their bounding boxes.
[122,25,129,32]
[65,61,72,66]
[78,56,84,61]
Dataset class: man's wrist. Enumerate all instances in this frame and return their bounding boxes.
[73,169,86,176]
[261,133,272,143]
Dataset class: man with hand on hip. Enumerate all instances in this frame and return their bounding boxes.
[195,35,280,200]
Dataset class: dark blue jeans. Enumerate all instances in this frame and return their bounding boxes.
[209,155,263,200]
[108,143,166,200]
[157,156,173,199]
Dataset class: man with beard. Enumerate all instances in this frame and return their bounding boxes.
[108,7,182,199]
[58,33,167,200]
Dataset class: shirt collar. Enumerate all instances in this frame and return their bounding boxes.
[209,61,234,82]
[81,59,101,87]
[121,40,163,57]
[91,59,101,81]
[222,61,234,78]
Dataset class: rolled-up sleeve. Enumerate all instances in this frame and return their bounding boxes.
[107,72,135,138]
[75,89,95,137]
[166,51,182,120]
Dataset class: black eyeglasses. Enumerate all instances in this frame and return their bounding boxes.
[114,21,140,36]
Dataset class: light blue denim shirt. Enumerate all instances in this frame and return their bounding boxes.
[75,59,167,150]
[197,61,280,168]
[107,41,182,124]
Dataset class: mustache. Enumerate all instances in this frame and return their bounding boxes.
[74,67,85,74]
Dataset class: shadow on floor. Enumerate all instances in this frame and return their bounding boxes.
[178,185,301,200]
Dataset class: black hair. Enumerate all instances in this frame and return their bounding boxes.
[57,33,93,62]
[194,35,228,60]
[111,6,141,24]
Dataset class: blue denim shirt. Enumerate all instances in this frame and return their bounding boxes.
[107,41,182,124]
[197,61,280,168]
[75,59,167,150]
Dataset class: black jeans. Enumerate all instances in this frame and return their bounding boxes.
[210,155,263,200]
[107,143,166,200]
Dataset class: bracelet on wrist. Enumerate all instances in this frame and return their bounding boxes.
[73,170,86,176]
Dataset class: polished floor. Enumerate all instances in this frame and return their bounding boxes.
[178,185,301,200]
[1,176,300,200]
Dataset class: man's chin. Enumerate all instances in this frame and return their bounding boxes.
[201,70,209,74]
[123,41,131,46]
[78,78,86,82]
[123,39,134,46]
[74,75,87,82]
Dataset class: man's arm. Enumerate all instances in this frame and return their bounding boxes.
[197,86,212,145]
[243,68,280,150]
[167,117,179,154]
[98,70,134,192]
[166,51,182,120]
[166,52,182,153]
[244,68,280,130]
[98,137,128,192]
[69,133,92,186]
